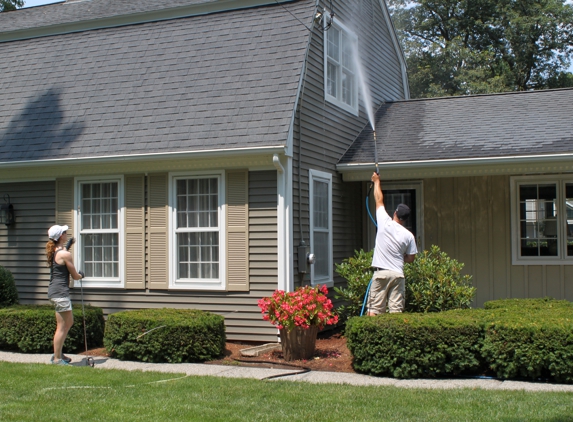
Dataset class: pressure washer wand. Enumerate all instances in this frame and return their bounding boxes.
[373,129,379,175]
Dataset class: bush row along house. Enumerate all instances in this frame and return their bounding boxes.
[1,0,571,342]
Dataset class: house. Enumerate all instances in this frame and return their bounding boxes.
[0,0,408,341]
[339,88,573,305]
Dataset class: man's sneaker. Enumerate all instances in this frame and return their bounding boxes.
[51,358,70,365]
[50,354,72,363]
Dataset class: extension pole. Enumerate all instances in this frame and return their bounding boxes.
[373,129,379,175]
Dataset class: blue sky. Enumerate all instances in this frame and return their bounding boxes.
[21,0,573,73]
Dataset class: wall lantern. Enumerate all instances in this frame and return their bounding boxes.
[0,195,15,227]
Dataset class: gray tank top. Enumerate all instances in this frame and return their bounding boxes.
[48,250,70,299]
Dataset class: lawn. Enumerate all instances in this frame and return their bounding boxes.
[0,362,572,421]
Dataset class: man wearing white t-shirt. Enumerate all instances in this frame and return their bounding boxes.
[367,172,417,315]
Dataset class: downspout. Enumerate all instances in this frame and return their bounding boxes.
[273,154,288,292]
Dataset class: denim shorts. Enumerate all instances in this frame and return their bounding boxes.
[49,297,72,313]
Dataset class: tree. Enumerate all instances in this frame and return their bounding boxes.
[388,0,573,98]
[0,0,24,12]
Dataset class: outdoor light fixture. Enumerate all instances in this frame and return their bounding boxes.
[0,195,15,227]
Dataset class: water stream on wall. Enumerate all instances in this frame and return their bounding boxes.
[353,43,375,132]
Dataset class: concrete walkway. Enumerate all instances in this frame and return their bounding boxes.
[1,350,573,392]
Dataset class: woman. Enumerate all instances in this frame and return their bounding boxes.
[46,225,84,365]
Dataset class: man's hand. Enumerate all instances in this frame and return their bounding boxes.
[371,172,380,184]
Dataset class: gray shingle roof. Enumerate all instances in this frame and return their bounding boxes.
[340,88,573,165]
[0,0,314,163]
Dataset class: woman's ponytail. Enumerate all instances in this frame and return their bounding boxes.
[45,240,56,267]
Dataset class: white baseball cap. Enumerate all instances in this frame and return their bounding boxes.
[48,225,68,241]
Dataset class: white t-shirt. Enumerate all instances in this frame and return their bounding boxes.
[372,206,417,276]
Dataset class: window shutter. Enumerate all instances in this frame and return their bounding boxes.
[226,170,249,291]
[55,179,74,237]
[148,173,169,290]
[125,174,145,289]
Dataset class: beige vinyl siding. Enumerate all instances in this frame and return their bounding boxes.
[0,181,55,302]
[226,170,249,292]
[125,174,145,289]
[147,173,168,289]
[423,175,573,305]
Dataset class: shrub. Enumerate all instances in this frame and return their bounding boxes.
[334,249,374,322]
[404,245,476,312]
[104,308,226,363]
[0,305,104,353]
[345,310,485,378]
[484,297,573,310]
[0,266,18,307]
[481,306,573,383]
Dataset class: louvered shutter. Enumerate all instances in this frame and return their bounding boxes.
[148,173,169,289]
[125,174,145,289]
[226,170,249,291]
[55,179,74,237]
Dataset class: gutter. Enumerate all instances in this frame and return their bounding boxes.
[0,145,287,170]
[337,153,573,180]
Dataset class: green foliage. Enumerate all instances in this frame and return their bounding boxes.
[404,245,476,312]
[481,299,573,383]
[334,249,373,323]
[346,299,573,383]
[346,310,485,378]
[0,266,18,307]
[104,308,226,363]
[388,0,573,97]
[0,305,104,353]
[0,0,23,12]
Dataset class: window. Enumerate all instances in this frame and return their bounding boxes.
[511,176,573,264]
[76,177,123,287]
[324,18,358,115]
[170,173,225,290]
[309,170,332,285]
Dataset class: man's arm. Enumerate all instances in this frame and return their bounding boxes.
[404,254,416,264]
[371,172,384,210]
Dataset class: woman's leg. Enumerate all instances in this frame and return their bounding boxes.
[53,310,74,360]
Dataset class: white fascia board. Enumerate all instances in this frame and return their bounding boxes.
[337,153,573,181]
[0,0,298,43]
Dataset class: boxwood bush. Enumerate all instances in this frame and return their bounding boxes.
[346,310,485,378]
[0,266,18,308]
[0,305,104,353]
[104,308,226,363]
[346,298,573,383]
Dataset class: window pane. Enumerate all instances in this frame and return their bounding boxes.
[177,232,219,280]
[341,70,354,106]
[313,180,328,229]
[327,62,337,97]
[314,232,329,279]
[82,233,119,278]
[327,27,339,61]
[519,183,558,257]
[566,183,573,257]
[176,177,218,229]
[341,32,353,70]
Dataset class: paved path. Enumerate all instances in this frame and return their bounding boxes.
[1,351,572,392]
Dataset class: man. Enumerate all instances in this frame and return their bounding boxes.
[367,172,417,315]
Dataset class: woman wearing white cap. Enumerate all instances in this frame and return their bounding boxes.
[46,225,84,365]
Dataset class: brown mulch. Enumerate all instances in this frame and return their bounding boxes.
[80,330,355,373]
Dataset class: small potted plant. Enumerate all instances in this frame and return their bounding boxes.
[258,285,338,361]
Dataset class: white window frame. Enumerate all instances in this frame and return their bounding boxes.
[511,175,573,265]
[168,171,226,290]
[309,169,333,286]
[324,16,359,116]
[74,176,124,288]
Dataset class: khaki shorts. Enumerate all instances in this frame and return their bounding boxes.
[49,297,72,313]
[367,269,405,314]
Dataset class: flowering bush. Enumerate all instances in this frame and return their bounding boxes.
[258,285,339,331]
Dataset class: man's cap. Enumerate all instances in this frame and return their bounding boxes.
[48,225,68,241]
[395,204,411,221]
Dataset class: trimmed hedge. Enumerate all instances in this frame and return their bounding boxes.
[346,298,573,383]
[104,308,226,363]
[0,266,18,307]
[346,310,485,378]
[0,305,104,353]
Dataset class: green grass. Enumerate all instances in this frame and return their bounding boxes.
[1,362,572,421]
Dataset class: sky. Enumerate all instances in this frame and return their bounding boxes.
[20,0,573,73]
